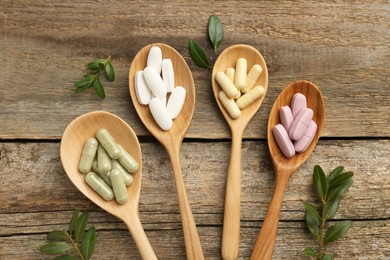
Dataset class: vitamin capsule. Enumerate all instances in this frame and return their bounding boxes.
[291,93,307,118]
[92,160,112,186]
[235,58,247,90]
[110,169,128,204]
[147,46,162,74]
[97,145,111,174]
[135,70,152,105]
[280,106,294,131]
[236,85,265,109]
[85,172,114,201]
[225,67,235,83]
[143,66,167,99]
[289,108,314,140]
[162,58,174,93]
[149,98,173,130]
[215,71,240,99]
[79,137,98,174]
[96,128,121,159]
[118,145,139,173]
[294,120,317,153]
[111,159,133,186]
[242,64,262,93]
[218,90,241,119]
[272,124,295,158]
[167,86,186,119]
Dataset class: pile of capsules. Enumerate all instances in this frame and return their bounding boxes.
[272,93,317,158]
[79,128,139,204]
[134,46,186,130]
[215,57,265,119]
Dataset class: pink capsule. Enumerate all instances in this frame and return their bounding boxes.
[272,124,295,158]
[289,108,314,141]
[291,93,307,118]
[294,120,317,153]
[279,106,293,131]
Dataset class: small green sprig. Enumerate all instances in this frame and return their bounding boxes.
[189,14,224,68]
[40,209,96,260]
[303,165,354,260]
[74,56,115,99]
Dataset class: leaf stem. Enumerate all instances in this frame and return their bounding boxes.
[318,200,327,259]
[66,231,85,260]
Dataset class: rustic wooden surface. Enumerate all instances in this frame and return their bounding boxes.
[0,1,389,259]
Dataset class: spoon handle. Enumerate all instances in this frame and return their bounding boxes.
[168,144,205,260]
[222,130,243,260]
[250,172,290,260]
[123,209,157,260]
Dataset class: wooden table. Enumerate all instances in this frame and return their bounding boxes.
[1,1,389,259]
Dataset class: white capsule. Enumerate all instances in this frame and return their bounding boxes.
[149,98,173,130]
[153,94,166,106]
[162,59,174,93]
[215,71,240,99]
[143,66,167,99]
[147,46,162,74]
[236,85,265,109]
[167,86,186,119]
[135,70,152,105]
[242,64,262,93]
[218,91,241,119]
[235,58,247,90]
[225,67,235,83]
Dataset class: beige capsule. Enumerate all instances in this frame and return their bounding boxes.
[235,58,247,90]
[218,90,241,119]
[110,168,128,205]
[236,85,265,109]
[242,64,262,93]
[215,71,240,99]
[225,67,235,83]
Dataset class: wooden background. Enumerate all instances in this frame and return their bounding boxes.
[0,0,389,259]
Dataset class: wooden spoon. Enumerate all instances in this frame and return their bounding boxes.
[128,43,204,260]
[60,111,157,260]
[250,80,325,259]
[211,44,268,260]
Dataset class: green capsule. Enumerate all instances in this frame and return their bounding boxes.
[92,160,112,187]
[98,145,111,174]
[118,145,139,173]
[111,159,133,186]
[85,172,114,201]
[110,169,128,204]
[96,128,121,159]
[79,138,98,174]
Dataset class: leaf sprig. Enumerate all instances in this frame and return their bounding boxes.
[189,14,224,68]
[40,209,96,260]
[303,165,354,260]
[74,56,115,99]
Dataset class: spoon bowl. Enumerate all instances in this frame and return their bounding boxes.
[251,80,325,259]
[129,43,204,260]
[211,44,268,260]
[60,111,156,259]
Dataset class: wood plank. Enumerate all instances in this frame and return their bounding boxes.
[1,1,389,139]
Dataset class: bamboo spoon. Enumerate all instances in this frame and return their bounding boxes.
[128,43,204,260]
[60,111,157,260]
[211,44,268,260]
[250,80,325,259]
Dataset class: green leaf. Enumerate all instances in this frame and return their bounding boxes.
[324,220,352,244]
[55,255,78,260]
[304,202,321,238]
[303,247,317,257]
[325,197,340,220]
[83,74,96,81]
[82,227,96,260]
[329,172,353,188]
[322,254,333,260]
[208,15,224,52]
[188,39,212,68]
[74,211,89,242]
[105,61,115,81]
[40,242,72,255]
[47,230,67,241]
[327,178,353,202]
[69,209,80,238]
[328,166,344,183]
[74,79,91,89]
[87,61,100,70]
[92,78,106,99]
[313,165,328,201]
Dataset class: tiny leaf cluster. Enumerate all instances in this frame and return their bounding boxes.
[74,56,115,99]
[40,209,96,260]
[188,14,224,68]
[303,165,354,260]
